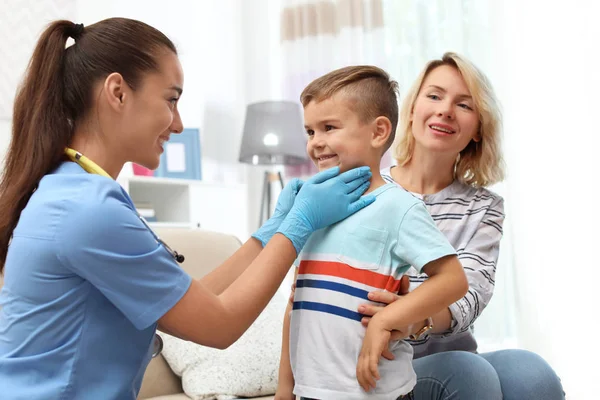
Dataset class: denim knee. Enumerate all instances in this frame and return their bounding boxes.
[412,351,502,400]
[480,349,565,400]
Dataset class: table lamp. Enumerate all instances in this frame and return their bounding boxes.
[239,101,308,227]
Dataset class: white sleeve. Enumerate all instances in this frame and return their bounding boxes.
[447,196,505,334]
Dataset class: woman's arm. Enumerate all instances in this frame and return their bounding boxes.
[159,166,376,349]
[361,280,453,337]
[200,179,304,295]
[159,234,296,349]
[444,196,505,334]
[367,255,468,333]
[198,238,263,295]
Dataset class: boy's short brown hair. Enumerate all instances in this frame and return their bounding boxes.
[300,65,399,153]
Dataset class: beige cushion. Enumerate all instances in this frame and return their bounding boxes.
[139,228,243,399]
[152,228,242,280]
[147,397,275,400]
[159,288,286,400]
[138,353,186,399]
[143,394,192,400]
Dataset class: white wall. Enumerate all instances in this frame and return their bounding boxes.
[0,0,250,180]
[0,0,77,172]
[240,0,284,232]
[0,0,261,235]
[489,1,600,398]
[74,0,280,234]
[77,0,248,182]
[0,121,10,166]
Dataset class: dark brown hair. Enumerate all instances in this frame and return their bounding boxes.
[300,65,399,152]
[0,18,177,272]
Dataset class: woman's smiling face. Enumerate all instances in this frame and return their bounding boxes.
[410,65,481,156]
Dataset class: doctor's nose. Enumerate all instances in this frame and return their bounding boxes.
[170,109,184,134]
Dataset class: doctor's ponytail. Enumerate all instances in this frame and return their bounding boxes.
[0,21,74,272]
[0,18,177,271]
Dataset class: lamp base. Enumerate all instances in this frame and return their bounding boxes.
[259,171,285,227]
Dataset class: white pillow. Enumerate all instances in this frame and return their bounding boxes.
[159,291,288,400]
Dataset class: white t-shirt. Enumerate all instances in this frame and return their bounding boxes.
[290,184,456,399]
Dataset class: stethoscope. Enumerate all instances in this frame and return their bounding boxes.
[64,148,185,357]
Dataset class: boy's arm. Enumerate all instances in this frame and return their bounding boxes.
[382,202,466,331]
[373,255,468,332]
[275,267,298,400]
[356,255,467,391]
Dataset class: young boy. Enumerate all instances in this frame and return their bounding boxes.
[275,66,469,400]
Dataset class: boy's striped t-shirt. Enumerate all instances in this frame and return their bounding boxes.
[290,183,456,400]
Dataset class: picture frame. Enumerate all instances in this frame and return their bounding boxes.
[154,128,202,180]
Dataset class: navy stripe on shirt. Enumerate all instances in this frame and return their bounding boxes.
[293,301,363,322]
[296,279,370,300]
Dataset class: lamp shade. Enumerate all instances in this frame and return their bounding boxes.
[238,101,308,166]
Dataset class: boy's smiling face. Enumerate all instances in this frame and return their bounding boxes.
[303,93,378,173]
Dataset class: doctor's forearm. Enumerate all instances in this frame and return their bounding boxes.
[217,234,296,346]
[199,238,263,295]
[159,234,297,349]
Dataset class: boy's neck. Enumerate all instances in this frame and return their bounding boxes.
[363,169,387,195]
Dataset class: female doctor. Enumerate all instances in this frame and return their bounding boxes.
[0,18,375,399]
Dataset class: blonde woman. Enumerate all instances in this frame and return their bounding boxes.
[359,53,564,399]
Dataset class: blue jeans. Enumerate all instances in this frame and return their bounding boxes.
[301,394,413,400]
[412,349,565,400]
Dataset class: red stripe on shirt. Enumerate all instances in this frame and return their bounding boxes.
[298,260,402,293]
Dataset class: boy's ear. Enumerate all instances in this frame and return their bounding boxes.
[371,116,392,149]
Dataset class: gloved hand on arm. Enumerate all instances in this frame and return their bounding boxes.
[252,178,304,247]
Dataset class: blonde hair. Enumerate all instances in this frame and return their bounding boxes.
[301,65,399,153]
[394,52,505,187]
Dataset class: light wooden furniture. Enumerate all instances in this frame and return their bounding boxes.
[118,174,249,242]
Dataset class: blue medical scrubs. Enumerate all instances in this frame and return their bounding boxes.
[0,161,192,399]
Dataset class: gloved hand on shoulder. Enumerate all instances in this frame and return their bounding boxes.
[277,166,376,254]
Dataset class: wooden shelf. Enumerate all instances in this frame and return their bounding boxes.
[125,175,199,186]
[125,175,246,189]
[117,170,249,241]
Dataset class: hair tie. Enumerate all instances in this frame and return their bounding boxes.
[71,23,84,40]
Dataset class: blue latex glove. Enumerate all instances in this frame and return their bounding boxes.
[252,178,304,247]
[277,166,376,254]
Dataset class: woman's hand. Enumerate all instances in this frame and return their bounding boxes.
[252,178,304,247]
[356,316,392,392]
[358,275,415,360]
